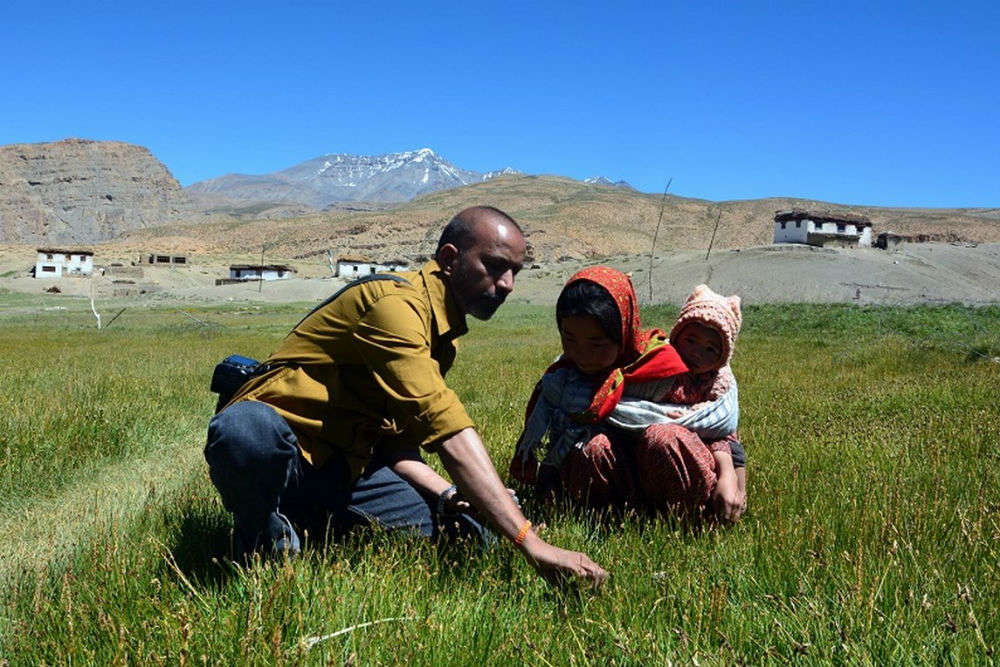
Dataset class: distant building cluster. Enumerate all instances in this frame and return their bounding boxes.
[773,210,873,248]
[29,248,414,287]
[32,248,186,280]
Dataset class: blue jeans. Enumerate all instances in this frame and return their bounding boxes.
[205,401,490,546]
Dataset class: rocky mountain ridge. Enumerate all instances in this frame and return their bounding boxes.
[0,139,196,244]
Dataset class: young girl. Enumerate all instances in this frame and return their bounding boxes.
[509,268,745,519]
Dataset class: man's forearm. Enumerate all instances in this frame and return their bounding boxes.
[437,427,528,542]
[437,427,608,586]
[388,454,453,499]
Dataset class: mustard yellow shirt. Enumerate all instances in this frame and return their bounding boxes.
[230,260,473,480]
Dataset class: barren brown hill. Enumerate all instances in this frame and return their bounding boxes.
[0,139,197,244]
[114,174,1000,263]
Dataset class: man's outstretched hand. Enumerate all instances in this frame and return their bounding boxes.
[438,428,607,590]
[519,532,608,589]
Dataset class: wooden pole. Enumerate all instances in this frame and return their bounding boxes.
[648,177,673,303]
[705,209,722,261]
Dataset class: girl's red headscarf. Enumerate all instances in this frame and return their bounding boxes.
[529,266,689,424]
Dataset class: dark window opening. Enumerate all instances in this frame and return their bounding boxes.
[173,257,186,264]
[42,266,56,273]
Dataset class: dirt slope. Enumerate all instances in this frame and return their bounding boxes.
[114,175,1000,264]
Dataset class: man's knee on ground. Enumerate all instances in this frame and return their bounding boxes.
[205,400,298,470]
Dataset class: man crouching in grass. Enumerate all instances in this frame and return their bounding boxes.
[205,206,607,588]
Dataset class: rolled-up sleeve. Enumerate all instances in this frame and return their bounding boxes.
[351,293,474,449]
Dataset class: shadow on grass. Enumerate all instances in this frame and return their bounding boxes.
[166,509,239,590]
[166,504,497,593]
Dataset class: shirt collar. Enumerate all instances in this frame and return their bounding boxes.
[419,259,468,341]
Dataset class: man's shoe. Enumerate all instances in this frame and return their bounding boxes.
[234,511,301,558]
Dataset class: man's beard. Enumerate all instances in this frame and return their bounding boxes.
[466,291,506,320]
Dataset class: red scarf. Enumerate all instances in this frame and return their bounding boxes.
[527,266,688,424]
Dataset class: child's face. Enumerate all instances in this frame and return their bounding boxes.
[559,315,619,375]
[674,322,725,373]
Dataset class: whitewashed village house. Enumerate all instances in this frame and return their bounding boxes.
[773,210,873,248]
[34,248,94,278]
[335,255,409,278]
[228,264,296,281]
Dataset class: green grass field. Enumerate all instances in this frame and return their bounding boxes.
[1,295,999,665]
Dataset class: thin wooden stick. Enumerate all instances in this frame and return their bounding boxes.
[705,209,722,261]
[103,307,127,329]
[648,177,673,302]
[179,310,219,328]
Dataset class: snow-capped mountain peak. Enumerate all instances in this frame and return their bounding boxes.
[584,176,636,190]
[187,148,510,207]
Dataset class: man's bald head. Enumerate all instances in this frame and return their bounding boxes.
[434,206,527,320]
[435,206,523,256]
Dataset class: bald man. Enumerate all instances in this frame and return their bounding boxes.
[205,206,607,587]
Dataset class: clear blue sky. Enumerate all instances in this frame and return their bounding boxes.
[2,1,997,207]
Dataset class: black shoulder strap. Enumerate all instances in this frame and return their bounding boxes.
[292,273,411,329]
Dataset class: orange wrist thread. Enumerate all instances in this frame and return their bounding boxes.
[514,520,532,546]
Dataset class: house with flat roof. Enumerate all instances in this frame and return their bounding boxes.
[774,210,873,248]
[336,255,409,278]
[227,264,296,281]
[34,248,94,278]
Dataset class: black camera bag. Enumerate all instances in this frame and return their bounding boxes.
[210,354,263,413]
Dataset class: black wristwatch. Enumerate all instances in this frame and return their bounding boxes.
[437,484,458,516]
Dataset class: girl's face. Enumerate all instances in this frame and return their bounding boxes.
[559,315,619,375]
[674,322,725,373]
